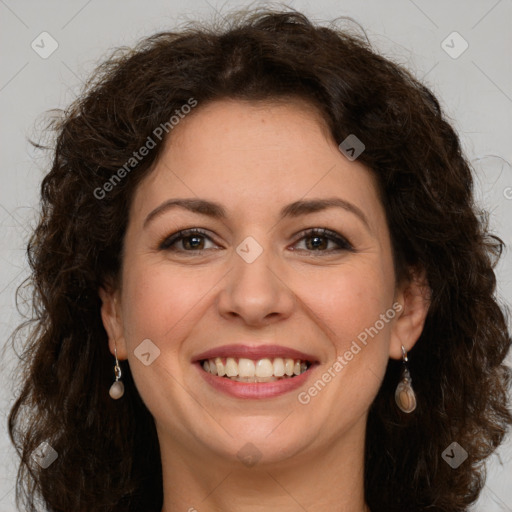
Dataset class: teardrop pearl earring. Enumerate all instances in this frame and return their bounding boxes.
[109,343,125,400]
[394,345,417,413]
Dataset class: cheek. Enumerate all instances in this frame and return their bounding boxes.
[120,262,207,349]
[119,262,210,409]
[297,262,392,351]
[292,262,394,429]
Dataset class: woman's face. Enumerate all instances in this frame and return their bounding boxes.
[101,98,425,469]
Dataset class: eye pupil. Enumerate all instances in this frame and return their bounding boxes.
[307,236,327,250]
[185,236,204,249]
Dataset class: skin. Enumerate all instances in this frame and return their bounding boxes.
[100,98,430,512]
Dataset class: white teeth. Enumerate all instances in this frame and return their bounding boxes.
[238,358,255,378]
[273,358,285,377]
[255,358,273,378]
[215,357,226,377]
[201,356,311,380]
[225,357,238,377]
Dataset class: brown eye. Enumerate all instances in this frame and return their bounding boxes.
[159,228,217,252]
[292,228,354,253]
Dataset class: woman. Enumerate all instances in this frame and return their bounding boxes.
[8,8,512,512]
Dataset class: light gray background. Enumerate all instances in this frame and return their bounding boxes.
[1,0,511,510]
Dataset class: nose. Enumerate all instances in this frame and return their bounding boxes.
[216,241,296,327]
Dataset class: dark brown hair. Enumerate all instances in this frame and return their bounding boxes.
[8,7,512,512]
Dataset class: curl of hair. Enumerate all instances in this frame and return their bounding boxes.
[8,7,512,512]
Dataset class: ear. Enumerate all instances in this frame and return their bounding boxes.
[98,284,128,360]
[389,266,431,360]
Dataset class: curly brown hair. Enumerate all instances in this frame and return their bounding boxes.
[7,7,512,512]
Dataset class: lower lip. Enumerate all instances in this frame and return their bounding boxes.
[195,362,318,399]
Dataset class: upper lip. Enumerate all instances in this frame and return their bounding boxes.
[192,344,318,363]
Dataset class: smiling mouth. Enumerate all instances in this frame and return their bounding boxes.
[200,356,312,383]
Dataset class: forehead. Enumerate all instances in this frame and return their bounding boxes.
[130,99,384,232]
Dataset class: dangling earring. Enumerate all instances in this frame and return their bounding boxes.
[394,345,416,413]
[109,343,125,400]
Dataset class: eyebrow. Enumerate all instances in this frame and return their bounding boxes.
[143,197,371,231]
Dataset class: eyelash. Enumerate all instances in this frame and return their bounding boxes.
[158,227,354,255]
